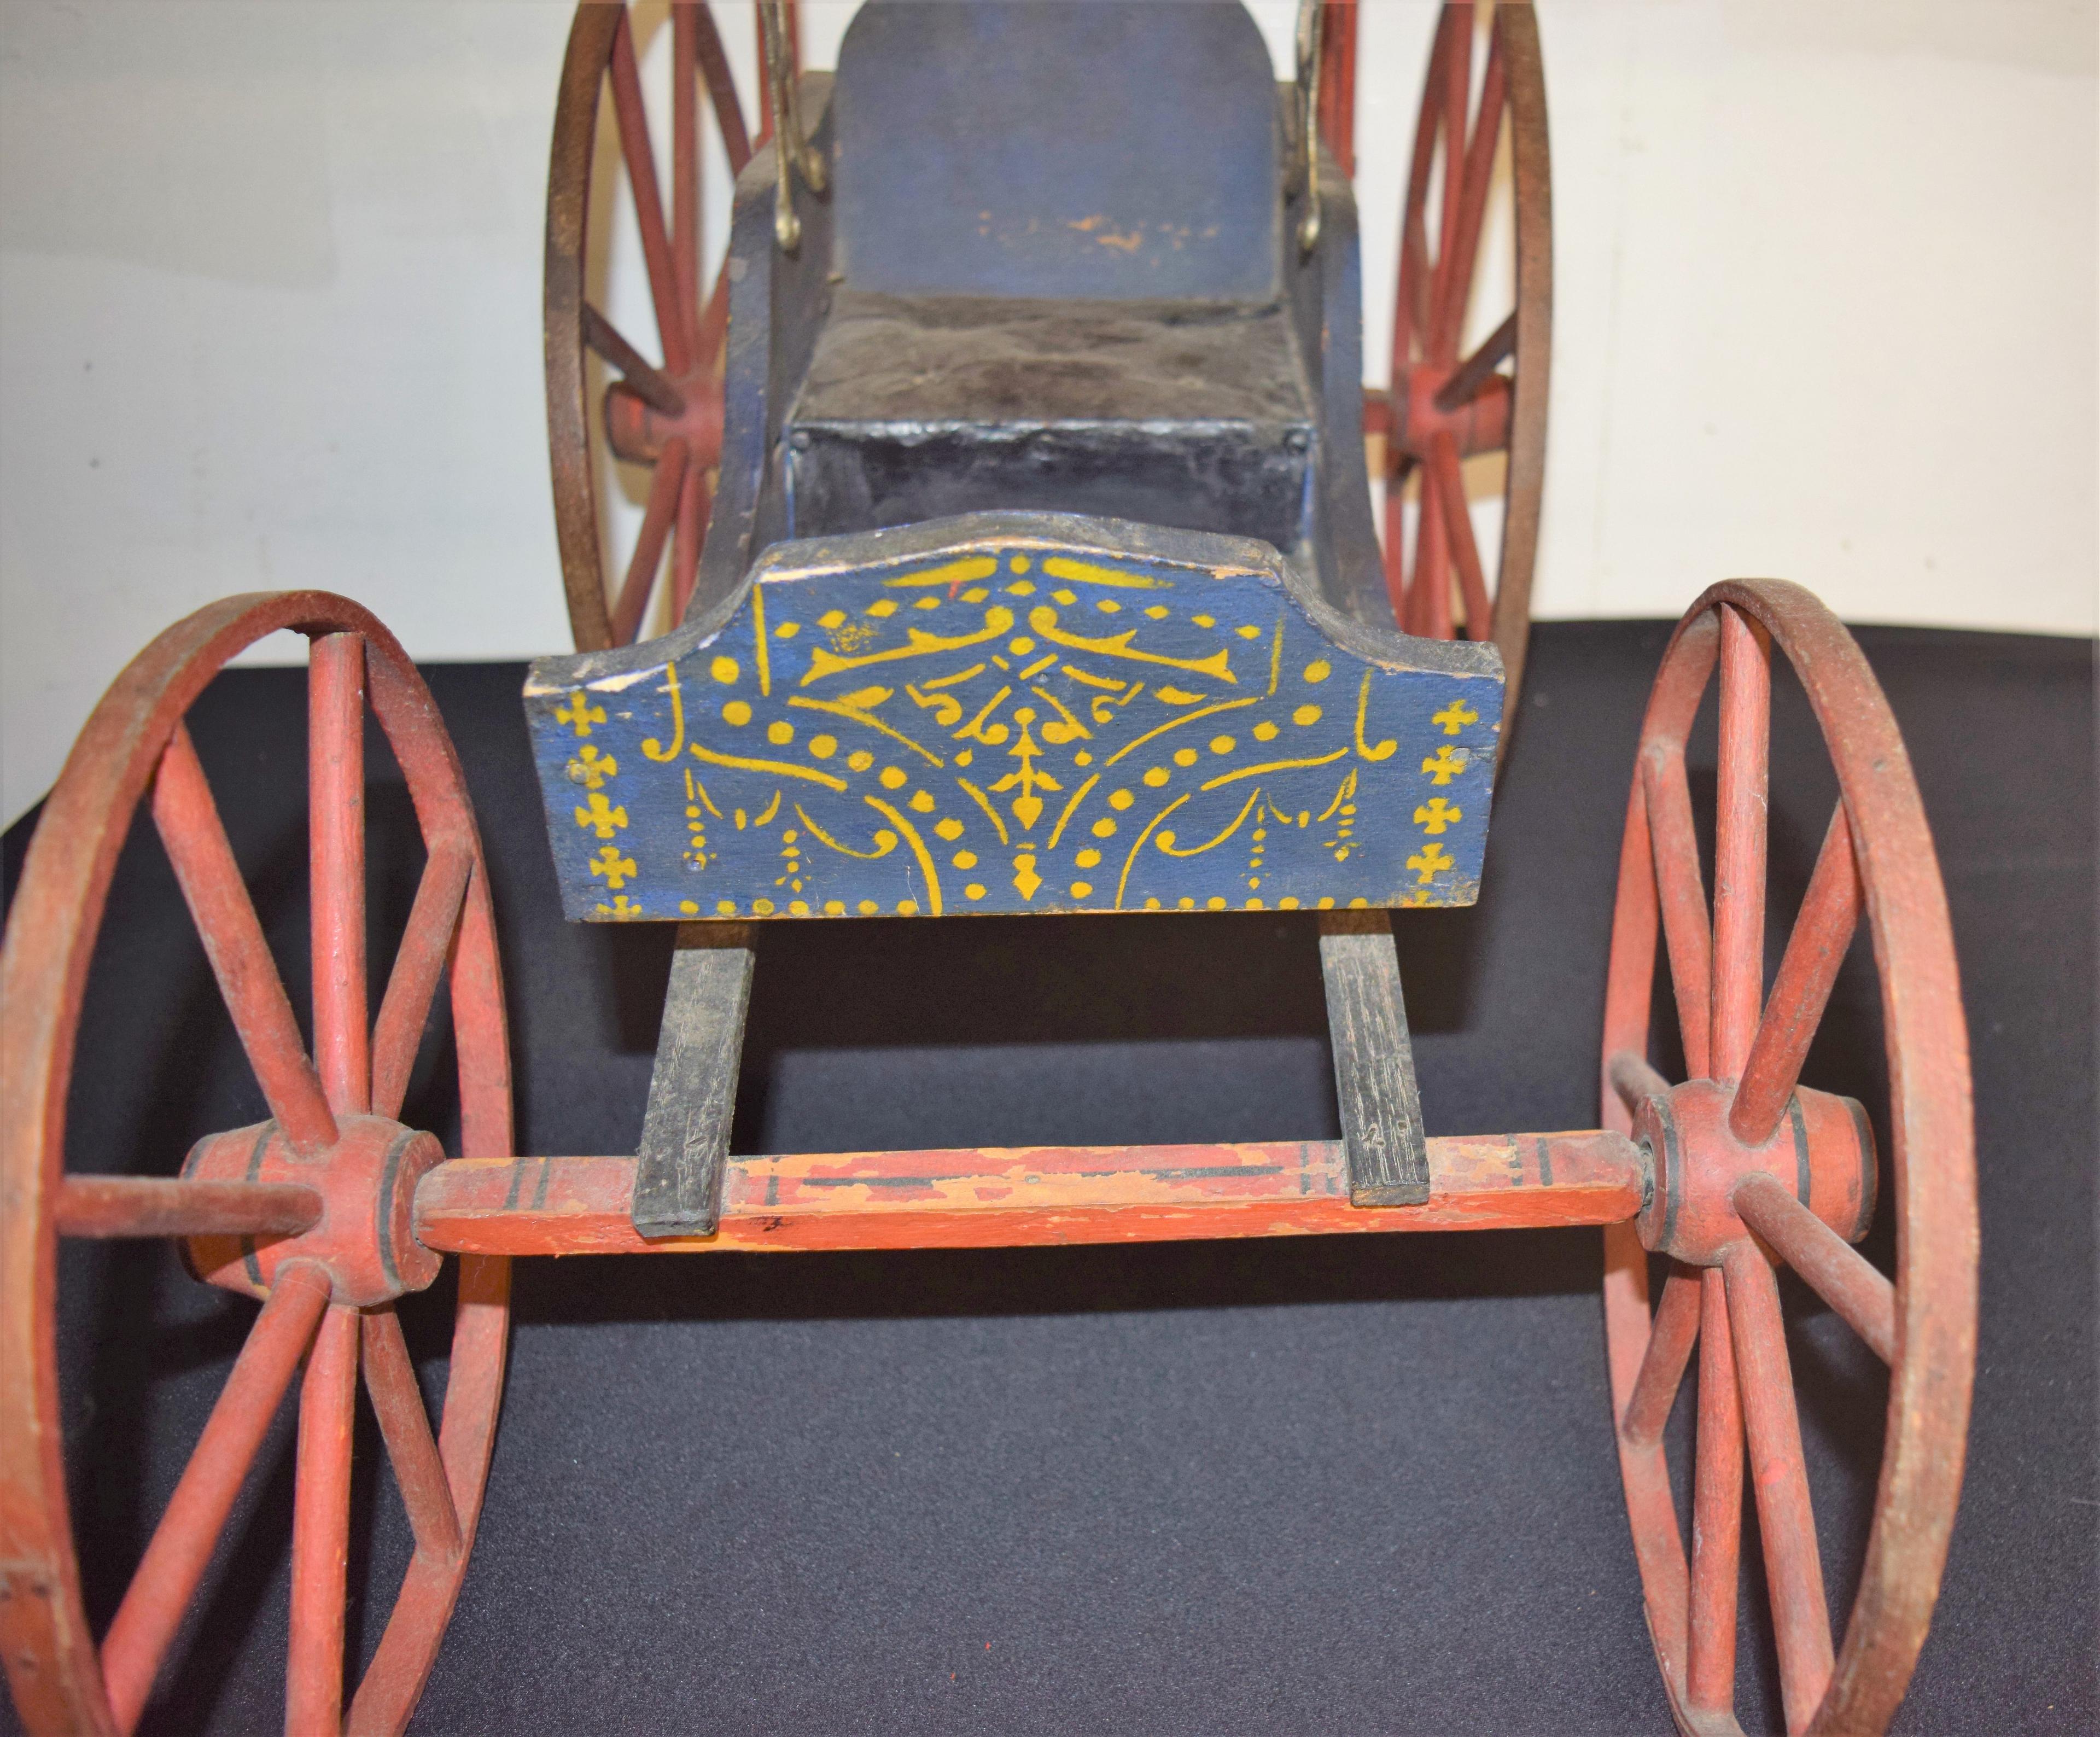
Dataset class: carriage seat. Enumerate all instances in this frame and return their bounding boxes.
[785,0,1314,556]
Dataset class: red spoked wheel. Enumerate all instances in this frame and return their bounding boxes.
[1600,582,1977,1734]
[0,596,512,1735]
[545,1,770,651]
[1369,0,1550,708]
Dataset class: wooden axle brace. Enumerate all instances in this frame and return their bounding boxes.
[626,908,1432,1235]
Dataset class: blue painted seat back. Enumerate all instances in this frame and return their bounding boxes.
[831,0,1282,302]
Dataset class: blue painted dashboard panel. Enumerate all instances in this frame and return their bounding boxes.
[527,516,1502,921]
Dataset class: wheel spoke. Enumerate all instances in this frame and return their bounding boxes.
[581,304,685,418]
[1731,803,1861,1145]
[152,726,337,1154]
[1434,310,1516,414]
[361,1307,462,1563]
[1430,24,1506,363]
[692,2,751,173]
[1409,470,1451,637]
[100,1262,331,1734]
[342,1260,510,1733]
[370,843,474,1121]
[610,435,691,648]
[1392,4,1452,374]
[1711,607,1770,1080]
[608,9,692,376]
[1430,1,1473,366]
[1640,749,1713,1079]
[55,1176,319,1240]
[1722,1241,1835,1732]
[1380,483,1408,625]
[1608,1049,1670,1115]
[1688,1268,1745,1712]
[670,1,702,370]
[1735,1173,1895,1363]
[287,1304,358,1735]
[310,633,369,1118]
[672,466,711,624]
[1426,432,1493,641]
[1620,1268,1701,1445]
[695,255,734,374]
[1602,783,1661,1138]
[670,458,704,631]
[1606,1227,1691,1686]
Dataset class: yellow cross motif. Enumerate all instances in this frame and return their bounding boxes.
[1421,744,1469,785]
[1413,797,1462,835]
[574,790,628,840]
[1432,700,1478,737]
[1408,842,1455,884]
[595,894,644,919]
[567,744,618,790]
[588,844,638,889]
[555,689,606,738]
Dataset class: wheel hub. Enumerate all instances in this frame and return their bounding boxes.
[1388,362,1510,469]
[180,1114,445,1306]
[1630,1080,1876,1266]
[603,370,725,470]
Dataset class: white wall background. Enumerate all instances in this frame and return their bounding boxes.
[2,0,2093,825]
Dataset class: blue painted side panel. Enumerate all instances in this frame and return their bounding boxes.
[528,516,1502,922]
[832,0,1280,301]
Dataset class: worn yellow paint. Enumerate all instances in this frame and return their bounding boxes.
[794,803,897,859]
[1199,749,1348,792]
[1421,744,1469,785]
[1047,773,1100,847]
[873,558,995,596]
[752,586,772,696]
[574,791,629,838]
[1029,608,1234,680]
[864,795,941,913]
[1102,695,1258,767]
[1354,672,1398,762]
[1041,556,1174,591]
[1414,797,1463,835]
[1156,788,1263,858]
[788,693,946,766]
[1408,842,1456,883]
[689,739,849,790]
[641,663,686,760]
[802,609,1017,684]
[555,690,605,738]
[955,776,1011,844]
[1030,684,1090,743]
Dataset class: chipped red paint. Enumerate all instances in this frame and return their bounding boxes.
[413,1133,1645,1258]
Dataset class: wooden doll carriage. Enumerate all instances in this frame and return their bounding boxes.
[0,6,1975,1735]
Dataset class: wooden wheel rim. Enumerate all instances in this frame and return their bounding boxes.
[1380,0,1551,709]
[546,1,752,654]
[0,593,514,1736]
[1599,580,1978,1735]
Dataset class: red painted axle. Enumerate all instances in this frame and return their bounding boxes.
[413,1132,1646,1257]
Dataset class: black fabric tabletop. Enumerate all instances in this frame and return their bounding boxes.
[4,621,2092,1736]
